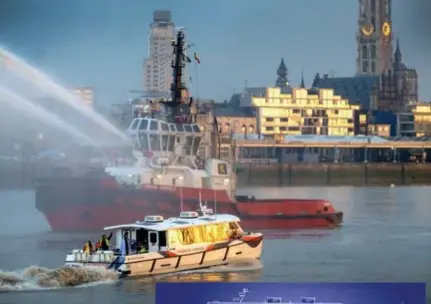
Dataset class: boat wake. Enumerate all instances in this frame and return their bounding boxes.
[0,266,117,292]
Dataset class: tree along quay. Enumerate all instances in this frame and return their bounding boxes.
[235,163,431,186]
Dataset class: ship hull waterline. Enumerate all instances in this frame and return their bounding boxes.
[36,183,343,231]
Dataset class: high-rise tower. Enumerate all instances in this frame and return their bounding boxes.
[143,10,175,94]
[356,0,393,75]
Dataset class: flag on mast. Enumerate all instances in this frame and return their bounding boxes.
[194,52,200,64]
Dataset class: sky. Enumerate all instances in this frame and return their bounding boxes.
[156,282,426,304]
[0,0,430,108]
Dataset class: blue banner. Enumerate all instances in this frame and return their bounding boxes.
[156,282,425,304]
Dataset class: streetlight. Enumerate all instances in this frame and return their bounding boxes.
[177,176,184,211]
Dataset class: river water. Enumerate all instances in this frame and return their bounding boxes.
[0,186,430,303]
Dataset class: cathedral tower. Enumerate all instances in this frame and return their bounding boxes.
[356,0,393,75]
[275,58,289,88]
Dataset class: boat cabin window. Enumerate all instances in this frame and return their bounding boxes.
[176,123,184,132]
[184,125,192,132]
[139,134,149,150]
[150,120,158,131]
[169,124,176,132]
[131,119,140,130]
[138,119,148,130]
[162,135,169,151]
[161,122,169,131]
[192,124,200,132]
[167,222,235,247]
[150,134,160,151]
[135,228,167,253]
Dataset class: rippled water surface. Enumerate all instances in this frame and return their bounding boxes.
[0,186,430,303]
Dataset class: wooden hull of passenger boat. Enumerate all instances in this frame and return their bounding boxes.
[65,235,263,277]
[120,235,263,277]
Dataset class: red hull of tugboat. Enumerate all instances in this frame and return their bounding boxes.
[36,177,343,231]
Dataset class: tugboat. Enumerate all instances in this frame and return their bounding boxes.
[35,28,343,231]
[64,203,263,277]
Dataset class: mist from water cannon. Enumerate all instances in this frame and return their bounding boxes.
[0,86,95,145]
[0,47,130,142]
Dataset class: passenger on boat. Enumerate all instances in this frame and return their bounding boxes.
[137,242,148,254]
[96,232,113,251]
[120,231,131,256]
[83,240,93,253]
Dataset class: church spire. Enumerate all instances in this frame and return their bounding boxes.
[275,58,289,87]
[394,38,402,67]
[300,69,305,88]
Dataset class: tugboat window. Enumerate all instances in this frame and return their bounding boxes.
[149,134,160,151]
[161,123,169,131]
[131,119,140,129]
[132,135,140,149]
[184,136,193,155]
[150,120,158,130]
[176,124,184,132]
[168,135,175,151]
[139,134,149,150]
[138,119,148,130]
[169,124,176,132]
[192,136,201,155]
[162,135,169,151]
[192,124,200,132]
[217,163,227,175]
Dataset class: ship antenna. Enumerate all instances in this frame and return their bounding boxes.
[160,26,191,123]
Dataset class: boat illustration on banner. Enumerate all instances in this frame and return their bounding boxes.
[207,288,343,304]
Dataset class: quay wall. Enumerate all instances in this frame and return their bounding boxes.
[235,163,431,186]
[1,160,431,189]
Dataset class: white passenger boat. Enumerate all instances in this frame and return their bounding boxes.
[64,206,263,277]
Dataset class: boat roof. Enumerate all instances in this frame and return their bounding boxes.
[103,214,240,232]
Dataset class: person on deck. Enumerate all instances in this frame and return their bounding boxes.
[83,240,93,253]
[120,231,131,256]
[137,242,147,254]
[96,232,113,251]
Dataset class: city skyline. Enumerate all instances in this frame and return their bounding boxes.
[1,0,430,106]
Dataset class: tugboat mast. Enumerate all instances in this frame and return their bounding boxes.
[163,27,191,123]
